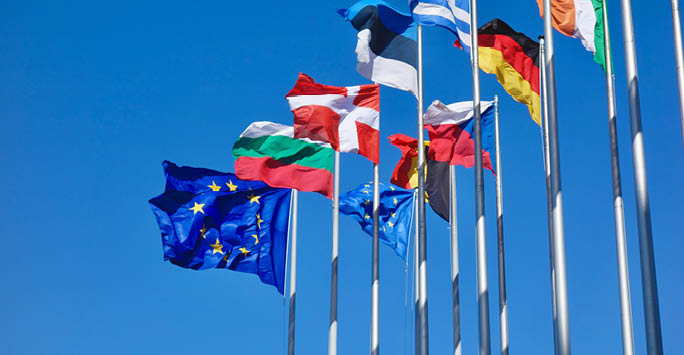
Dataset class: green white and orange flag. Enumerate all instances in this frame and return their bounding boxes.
[535,0,607,70]
[232,121,334,199]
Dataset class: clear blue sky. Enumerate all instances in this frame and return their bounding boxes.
[1,1,682,354]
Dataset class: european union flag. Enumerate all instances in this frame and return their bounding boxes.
[339,182,415,260]
[149,161,291,294]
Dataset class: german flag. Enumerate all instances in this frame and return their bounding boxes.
[478,19,541,126]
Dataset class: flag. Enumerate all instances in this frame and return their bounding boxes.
[388,134,450,221]
[338,0,418,96]
[424,100,496,174]
[149,161,292,294]
[339,182,415,259]
[232,121,334,199]
[410,0,472,53]
[535,0,606,69]
[478,18,541,125]
[285,73,380,164]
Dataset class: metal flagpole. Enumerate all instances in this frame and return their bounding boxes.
[449,166,462,355]
[371,164,380,355]
[469,1,492,354]
[601,2,636,354]
[539,36,560,355]
[329,151,340,355]
[671,0,684,147]
[288,189,299,355]
[493,96,509,355]
[416,25,430,355]
[541,0,572,353]
[618,0,664,353]
[414,189,421,355]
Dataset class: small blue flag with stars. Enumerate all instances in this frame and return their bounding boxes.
[339,182,415,260]
[149,161,292,294]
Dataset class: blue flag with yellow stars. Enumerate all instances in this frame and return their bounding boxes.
[149,161,291,294]
[339,182,415,260]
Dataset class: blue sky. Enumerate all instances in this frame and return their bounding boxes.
[1,1,682,354]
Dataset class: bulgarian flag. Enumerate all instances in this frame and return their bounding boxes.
[286,73,380,164]
[536,0,607,69]
[232,121,334,199]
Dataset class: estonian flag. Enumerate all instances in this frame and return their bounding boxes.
[338,0,418,97]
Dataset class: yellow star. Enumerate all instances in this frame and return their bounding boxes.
[209,238,224,255]
[382,226,386,232]
[239,246,250,256]
[190,202,205,215]
[365,213,370,220]
[248,193,261,204]
[393,198,398,205]
[364,184,370,188]
[199,226,208,239]
[223,252,230,262]
[364,199,370,205]
[390,186,395,191]
[251,234,259,245]
[208,181,221,192]
[391,212,396,218]
[226,180,238,191]
[387,221,394,227]
[256,213,263,229]
[363,190,370,194]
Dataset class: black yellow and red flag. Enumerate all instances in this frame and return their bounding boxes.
[478,18,541,125]
[388,134,449,221]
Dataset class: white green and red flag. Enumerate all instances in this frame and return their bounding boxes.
[285,73,380,164]
[232,121,334,199]
[536,0,607,70]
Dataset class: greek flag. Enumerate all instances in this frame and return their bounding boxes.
[410,0,471,54]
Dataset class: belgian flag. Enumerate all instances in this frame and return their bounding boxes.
[388,134,449,221]
[478,18,541,125]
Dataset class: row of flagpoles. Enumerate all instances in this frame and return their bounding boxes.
[147,0,679,354]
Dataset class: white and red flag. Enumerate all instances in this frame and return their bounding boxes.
[285,73,380,164]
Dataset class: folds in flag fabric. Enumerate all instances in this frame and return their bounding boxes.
[535,0,606,69]
[388,133,425,190]
[410,0,472,53]
[285,73,380,164]
[339,182,415,259]
[338,0,418,96]
[478,19,541,125]
[424,100,496,174]
[388,134,450,221]
[232,121,334,199]
[149,161,292,294]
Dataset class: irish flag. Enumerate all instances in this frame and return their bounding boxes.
[232,121,334,199]
[286,73,380,164]
[536,0,607,69]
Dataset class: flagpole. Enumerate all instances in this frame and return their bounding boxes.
[541,0,572,353]
[671,0,684,147]
[371,164,380,355]
[416,24,430,355]
[449,165,462,355]
[414,189,421,355]
[329,151,340,355]
[601,2,636,354]
[288,189,299,355]
[539,36,560,355]
[469,1,492,354]
[493,95,509,355]
[618,0,664,353]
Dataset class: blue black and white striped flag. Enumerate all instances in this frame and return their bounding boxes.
[410,0,472,54]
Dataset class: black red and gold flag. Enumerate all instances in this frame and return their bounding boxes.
[478,18,541,125]
[388,134,449,221]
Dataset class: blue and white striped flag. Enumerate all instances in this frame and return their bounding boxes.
[410,0,472,54]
